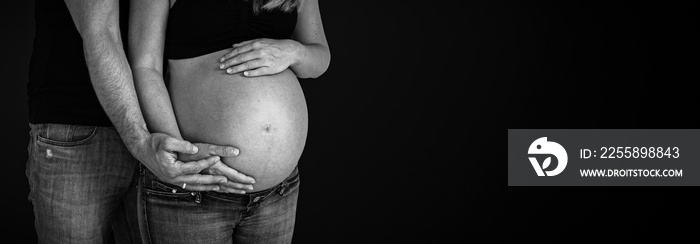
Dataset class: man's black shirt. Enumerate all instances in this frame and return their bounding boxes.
[28,0,130,126]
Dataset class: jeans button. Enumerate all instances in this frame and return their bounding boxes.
[253,196,260,202]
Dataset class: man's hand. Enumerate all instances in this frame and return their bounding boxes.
[137,133,232,191]
[179,143,256,194]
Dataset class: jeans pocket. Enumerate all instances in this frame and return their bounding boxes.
[36,124,99,147]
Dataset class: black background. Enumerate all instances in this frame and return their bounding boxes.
[1,0,469,242]
[5,0,699,242]
[502,0,699,242]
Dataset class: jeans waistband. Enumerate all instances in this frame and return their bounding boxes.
[142,165,299,205]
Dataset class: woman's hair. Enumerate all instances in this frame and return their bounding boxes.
[246,0,300,14]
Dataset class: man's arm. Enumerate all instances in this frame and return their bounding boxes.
[63,0,233,191]
[65,0,150,157]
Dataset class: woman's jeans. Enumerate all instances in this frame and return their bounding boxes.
[139,165,300,244]
[25,123,142,243]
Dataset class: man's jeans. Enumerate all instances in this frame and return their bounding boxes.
[26,123,142,243]
[140,166,300,244]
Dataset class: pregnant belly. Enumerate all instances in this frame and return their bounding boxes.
[168,50,308,191]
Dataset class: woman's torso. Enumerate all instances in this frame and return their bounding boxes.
[166,0,307,191]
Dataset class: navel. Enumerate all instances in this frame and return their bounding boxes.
[263,124,273,133]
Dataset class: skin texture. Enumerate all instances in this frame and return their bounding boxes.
[64,0,243,192]
[170,49,308,190]
[129,0,330,192]
[219,0,330,78]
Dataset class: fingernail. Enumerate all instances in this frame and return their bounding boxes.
[250,178,255,184]
[233,148,240,155]
[192,145,198,153]
[227,68,233,74]
[219,63,225,69]
[220,178,227,183]
[243,71,249,76]
[213,186,220,191]
[220,57,225,62]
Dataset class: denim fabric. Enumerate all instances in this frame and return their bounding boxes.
[25,123,142,244]
[140,166,300,244]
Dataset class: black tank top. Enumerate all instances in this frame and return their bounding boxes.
[165,0,298,59]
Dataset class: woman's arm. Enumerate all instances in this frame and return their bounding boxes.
[128,0,180,139]
[290,0,331,78]
[128,0,255,192]
[218,0,331,78]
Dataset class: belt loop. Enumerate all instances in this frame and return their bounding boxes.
[278,181,288,195]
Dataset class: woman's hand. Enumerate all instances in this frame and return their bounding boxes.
[218,38,301,77]
[138,133,230,192]
[178,143,256,194]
